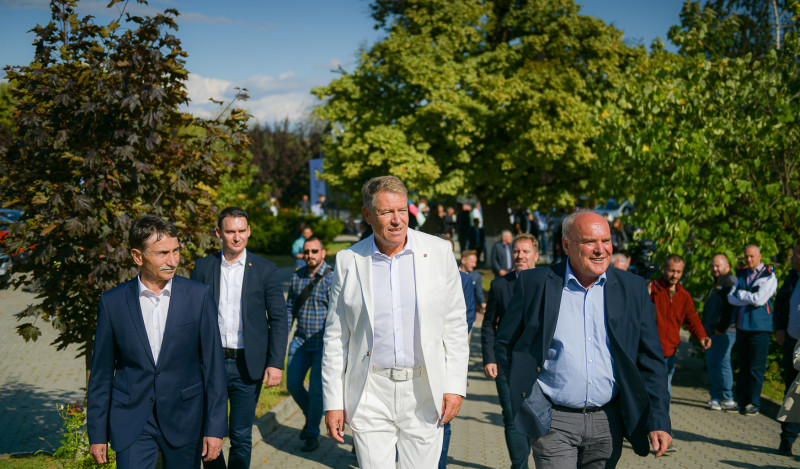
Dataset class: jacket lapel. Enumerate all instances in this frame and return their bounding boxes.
[126,278,156,367]
[542,263,565,358]
[603,269,624,343]
[241,253,254,324]
[354,237,375,329]
[212,252,222,307]
[157,277,184,367]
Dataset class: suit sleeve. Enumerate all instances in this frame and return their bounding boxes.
[264,264,289,370]
[491,243,502,275]
[636,281,671,434]
[461,272,475,333]
[322,255,350,411]
[481,282,500,366]
[87,295,114,445]
[442,249,469,397]
[200,286,227,438]
[495,277,527,379]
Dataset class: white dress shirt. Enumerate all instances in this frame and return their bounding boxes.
[219,250,246,349]
[138,276,172,365]
[371,236,423,368]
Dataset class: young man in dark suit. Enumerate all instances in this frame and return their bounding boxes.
[192,207,289,469]
[496,210,671,468]
[87,215,227,468]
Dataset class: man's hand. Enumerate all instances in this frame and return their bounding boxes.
[777,329,786,346]
[484,363,498,379]
[440,393,463,425]
[89,443,109,464]
[499,269,508,277]
[326,410,346,443]
[699,337,712,349]
[263,366,282,387]
[649,430,672,457]
[201,436,223,462]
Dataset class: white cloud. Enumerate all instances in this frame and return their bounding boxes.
[183,72,325,124]
[314,58,345,71]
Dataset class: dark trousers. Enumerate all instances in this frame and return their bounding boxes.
[286,338,324,438]
[497,372,531,469]
[438,421,451,469]
[781,335,800,444]
[735,330,770,409]
[204,356,263,469]
[116,408,201,469]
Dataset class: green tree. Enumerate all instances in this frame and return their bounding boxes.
[0,0,251,378]
[594,1,800,292]
[313,0,642,233]
[0,82,16,148]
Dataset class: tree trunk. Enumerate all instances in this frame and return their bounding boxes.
[481,198,512,237]
[770,0,781,49]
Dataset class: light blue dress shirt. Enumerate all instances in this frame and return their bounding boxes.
[537,261,617,408]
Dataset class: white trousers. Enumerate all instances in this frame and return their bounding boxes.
[349,368,443,468]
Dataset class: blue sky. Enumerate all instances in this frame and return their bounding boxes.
[0,0,687,124]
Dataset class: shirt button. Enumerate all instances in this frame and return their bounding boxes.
[589,360,593,363]
[587,338,592,341]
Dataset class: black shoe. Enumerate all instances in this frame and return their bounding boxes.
[778,439,793,456]
[301,437,319,452]
[742,404,759,416]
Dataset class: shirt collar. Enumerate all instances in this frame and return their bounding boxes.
[564,258,607,290]
[138,275,173,297]
[749,263,765,274]
[222,249,247,268]
[371,234,413,259]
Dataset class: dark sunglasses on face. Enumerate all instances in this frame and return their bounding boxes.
[303,249,320,254]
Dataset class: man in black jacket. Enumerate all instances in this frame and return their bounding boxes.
[481,234,538,469]
[703,254,737,412]
[774,242,800,456]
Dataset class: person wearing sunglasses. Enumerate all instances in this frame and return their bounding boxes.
[286,236,334,452]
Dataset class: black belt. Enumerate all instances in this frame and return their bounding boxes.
[223,348,244,359]
[551,396,618,414]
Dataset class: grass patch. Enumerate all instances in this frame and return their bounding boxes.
[0,454,58,468]
[255,373,290,419]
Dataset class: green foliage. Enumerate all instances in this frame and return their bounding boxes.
[0,0,251,369]
[594,1,800,295]
[53,402,115,468]
[247,210,344,255]
[313,0,643,232]
[0,81,16,148]
[248,118,324,206]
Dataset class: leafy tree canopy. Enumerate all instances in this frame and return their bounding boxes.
[595,1,800,292]
[0,0,251,372]
[313,0,643,233]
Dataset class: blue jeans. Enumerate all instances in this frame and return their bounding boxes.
[204,356,262,469]
[735,330,770,409]
[706,331,736,402]
[286,337,323,438]
[665,354,676,399]
[496,372,530,469]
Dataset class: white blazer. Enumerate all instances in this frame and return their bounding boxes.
[322,229,469,422]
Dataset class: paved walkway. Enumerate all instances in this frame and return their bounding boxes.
[1,282,799,467]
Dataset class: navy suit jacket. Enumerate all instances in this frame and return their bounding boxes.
[481,270,517,366]
[191,251,288,380]
[87,276,227,452]
[495,261,670,456]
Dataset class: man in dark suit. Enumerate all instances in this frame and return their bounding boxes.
[482,233,539,469]
[88,215,227,468]
[496,210,671,468]
[492,230,514,277]
[192,207,289,469]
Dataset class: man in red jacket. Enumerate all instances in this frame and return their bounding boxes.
[650,254,712,399]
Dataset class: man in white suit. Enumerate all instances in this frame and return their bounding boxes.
[322,175,469,468]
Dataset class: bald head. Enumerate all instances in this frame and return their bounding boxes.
[711,254,730,279]
[562,211,613,288]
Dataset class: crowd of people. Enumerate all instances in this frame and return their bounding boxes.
[83,174,800,469]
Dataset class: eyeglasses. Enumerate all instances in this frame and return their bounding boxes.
[303,249,320,255]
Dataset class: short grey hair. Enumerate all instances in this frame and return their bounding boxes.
[611,253,629,268]
[745,244,760,253]
[562,209,602,240]
[361,175,409,211]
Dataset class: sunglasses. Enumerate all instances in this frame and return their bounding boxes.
[303,249,320,254]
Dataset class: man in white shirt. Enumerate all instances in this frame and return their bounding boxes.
[192,207,288,469]
[322,176,469,468]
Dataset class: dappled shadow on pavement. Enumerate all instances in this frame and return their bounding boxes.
[0,381,82,455]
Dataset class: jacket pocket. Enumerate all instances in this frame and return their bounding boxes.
[111,385,130,404]
[180,382,203,400]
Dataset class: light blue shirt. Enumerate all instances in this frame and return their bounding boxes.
[370,236,423,368]
[537,261,617,408]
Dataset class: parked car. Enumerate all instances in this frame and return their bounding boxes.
[594,199,634,222]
